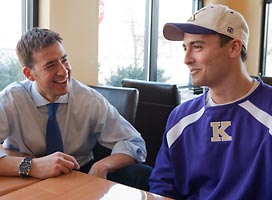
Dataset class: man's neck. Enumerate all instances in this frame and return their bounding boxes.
[208,77,257,105]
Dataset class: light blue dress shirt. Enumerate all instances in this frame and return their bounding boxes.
[0,78,146,166]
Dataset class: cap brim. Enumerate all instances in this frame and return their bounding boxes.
[163,23,217,41]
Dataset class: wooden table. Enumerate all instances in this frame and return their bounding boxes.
[0,145,172,199]
[0,176,40,197]
[0,145,40,196]
[0,145,30,157]
[0,171,172,200]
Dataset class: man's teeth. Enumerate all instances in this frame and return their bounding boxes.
[55,79,66,83]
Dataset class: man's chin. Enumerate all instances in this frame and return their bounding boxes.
[58,90,69,96]
[55,87,69,96]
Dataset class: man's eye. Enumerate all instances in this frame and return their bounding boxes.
[45,65,55,70]
[62,59,68,64]
[193,45,202,50]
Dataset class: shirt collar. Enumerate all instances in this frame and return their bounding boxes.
[31,81,69,107]
[205,79,260,106]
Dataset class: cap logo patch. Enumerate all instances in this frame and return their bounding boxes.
[227,27,234,34]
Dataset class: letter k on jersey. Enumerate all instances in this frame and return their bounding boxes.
[210,121,232,142]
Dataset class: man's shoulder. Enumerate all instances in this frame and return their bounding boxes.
[166,94,205,128]
[69,78,96,95]
[0,80,32,96]
[69,78,104,102]
[174,94,204,114]
[251,81,272,101]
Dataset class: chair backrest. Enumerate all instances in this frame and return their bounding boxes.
[89,85,139,161]
[260,76,272,86]
[90,85,139,125]
[251,75,272,86]
[121,78,181,167]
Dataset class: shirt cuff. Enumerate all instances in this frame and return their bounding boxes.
[111,140,147,162]
[0,150,7,158]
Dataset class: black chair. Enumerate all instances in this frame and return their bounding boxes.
[90,85,139,125]
[260,76,272,86]
[121,78,181,167]
[89,85,139,161]
[251,75,272,86]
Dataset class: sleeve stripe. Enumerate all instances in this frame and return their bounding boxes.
[166,106,205,148]
[239,100,272,135]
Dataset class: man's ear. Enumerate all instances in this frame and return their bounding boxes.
[229,39,243,58]
[23,67,35,81]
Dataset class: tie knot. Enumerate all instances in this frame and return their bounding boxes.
[47,103,60,119]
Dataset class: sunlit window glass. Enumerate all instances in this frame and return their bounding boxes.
[265,4,272,75]
[98,0,197,86]
[157,1,194,84]
[0,1,24,90]
[98,0,146,86]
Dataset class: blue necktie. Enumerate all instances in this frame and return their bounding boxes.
[46,103,64,155]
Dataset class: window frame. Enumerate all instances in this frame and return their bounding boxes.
[0,0,39,91]
[22,0,39,33]
[260,0,272,76]
[145,0,203,82]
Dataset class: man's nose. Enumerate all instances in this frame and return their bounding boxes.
[56,62,68,75]
[184,50,194,65]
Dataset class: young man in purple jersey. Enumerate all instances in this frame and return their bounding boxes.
[149,4,272,199]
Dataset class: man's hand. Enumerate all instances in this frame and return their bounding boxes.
[88,160,109,179]
[88,153,136,179]
[29,152,80,179]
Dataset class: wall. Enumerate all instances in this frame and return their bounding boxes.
[205,0,263,76]
[38,0,99,85]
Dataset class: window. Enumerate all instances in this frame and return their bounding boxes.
[263,1,272,76]
[0,0,38,91]
[98,0,202,86]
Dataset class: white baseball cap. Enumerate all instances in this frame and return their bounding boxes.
[163,4,249,49]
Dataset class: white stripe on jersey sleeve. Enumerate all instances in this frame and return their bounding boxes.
[239,100,272,135]
[167,107,205,148]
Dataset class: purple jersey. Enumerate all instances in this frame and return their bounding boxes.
[149,80,272,200]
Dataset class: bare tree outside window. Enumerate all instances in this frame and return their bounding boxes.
[0,1,24,91]
[98,0,195,86]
